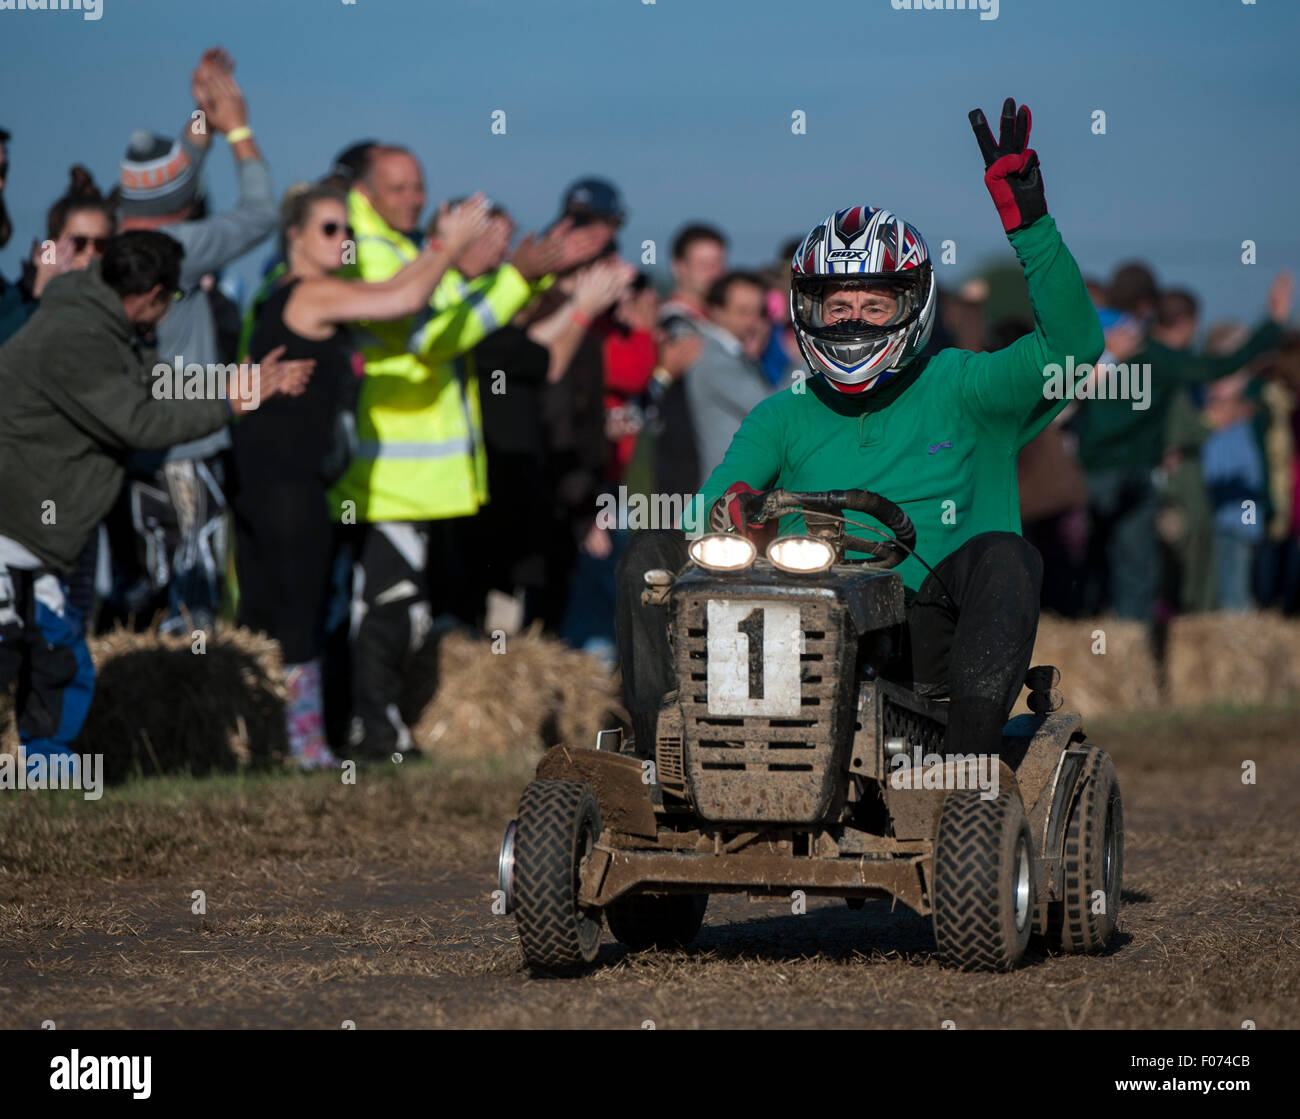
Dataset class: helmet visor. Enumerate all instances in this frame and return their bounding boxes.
[792,269,929,346]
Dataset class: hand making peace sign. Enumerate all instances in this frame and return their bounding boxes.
[969,97,1047,234]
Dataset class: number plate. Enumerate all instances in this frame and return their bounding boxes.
[705,600,802,717]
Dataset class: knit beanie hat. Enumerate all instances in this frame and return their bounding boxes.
[118,129,206,218]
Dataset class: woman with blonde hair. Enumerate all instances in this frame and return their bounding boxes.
[231,183,489,768]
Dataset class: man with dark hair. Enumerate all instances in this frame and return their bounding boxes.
[652,223,730,498]
[559,176,624,253]
[323,140,379,192]
[664,224,728,325]
[0,231,310,776]
[1155,288,1199,338]
[531,182,633,650]
[99,230,184,294]
[1108,261,1159,320]
[685,270,773,484]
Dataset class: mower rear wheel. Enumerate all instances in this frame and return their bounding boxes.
[1054,745,1123,954]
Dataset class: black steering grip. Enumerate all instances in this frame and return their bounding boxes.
[754,488,917,569]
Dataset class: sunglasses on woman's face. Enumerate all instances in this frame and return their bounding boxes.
[319,221,354,239]
[0,161,9,181]
[71,235,110,254]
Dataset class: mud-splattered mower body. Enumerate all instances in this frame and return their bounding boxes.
[501,558,1123,973]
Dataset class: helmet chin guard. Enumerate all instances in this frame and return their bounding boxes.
[790,205,937,394]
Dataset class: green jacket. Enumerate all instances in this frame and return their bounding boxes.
[0,265,228,573]
[691,216,1104,592]
[1077,320,1281,473]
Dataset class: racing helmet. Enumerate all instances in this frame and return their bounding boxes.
[790,205,936,394]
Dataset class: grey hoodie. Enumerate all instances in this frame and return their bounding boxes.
[152,153,276,462]
[0,265,229,572]
[685,321,774,484]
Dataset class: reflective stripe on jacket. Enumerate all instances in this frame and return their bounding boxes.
[329,190,541,522]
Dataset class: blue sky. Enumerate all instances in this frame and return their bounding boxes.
[2,0,1297,323]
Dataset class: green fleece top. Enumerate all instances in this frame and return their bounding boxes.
[1076,321,1281,473]
[690,215,1104,593]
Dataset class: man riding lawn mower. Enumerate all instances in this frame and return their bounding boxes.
[499,99,1124,972]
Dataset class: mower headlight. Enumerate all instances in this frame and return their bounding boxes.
[766,535,835,573]
[688,533,757,572]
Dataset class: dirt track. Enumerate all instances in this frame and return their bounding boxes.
[1,707,1297,1029]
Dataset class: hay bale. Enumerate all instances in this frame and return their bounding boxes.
[81,624,288,782]
[410,625,622,761]
[1019,615,1160,719]
[7,612,1298,772]
[4,620,617,776]
[1166,611,1300,710]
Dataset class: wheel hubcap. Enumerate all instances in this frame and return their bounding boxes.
[575,820,599,924]
[1014,834,1031,931]
[1103,794,1118,900]
[497,819,518,914]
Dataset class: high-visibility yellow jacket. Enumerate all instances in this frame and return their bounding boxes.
[329,190,546,522]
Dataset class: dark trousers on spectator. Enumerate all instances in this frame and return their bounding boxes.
[232,482,334,665]
[105,456,228,634]
[65,530,101,633]
[1085,467,1159,622]
[338,519,468,758]
[1255,536,1300,614]
[615,529,1042,760]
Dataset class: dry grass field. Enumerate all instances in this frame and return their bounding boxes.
[2,704,1296,1029]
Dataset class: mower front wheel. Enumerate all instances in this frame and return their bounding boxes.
[512,779,604,972]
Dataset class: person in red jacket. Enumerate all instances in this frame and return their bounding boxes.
[602,273,659,482]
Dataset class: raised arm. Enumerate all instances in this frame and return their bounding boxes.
[529,257,635,383]
[956,99,1104,438]
[170,52,276,286]
[288,196,492,332]
[1171,271,1292,385]
[408,220,612,363]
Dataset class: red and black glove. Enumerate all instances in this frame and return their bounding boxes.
[708,482,777,549]
[969,97,1046,234]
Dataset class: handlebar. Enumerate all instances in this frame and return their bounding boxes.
[725,487,917,570]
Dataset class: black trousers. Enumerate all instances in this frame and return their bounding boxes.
[232,482,334,665]
[334,519,471,757]
[615,529,1043,759]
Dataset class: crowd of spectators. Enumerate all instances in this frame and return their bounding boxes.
[1,49,1295,771]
